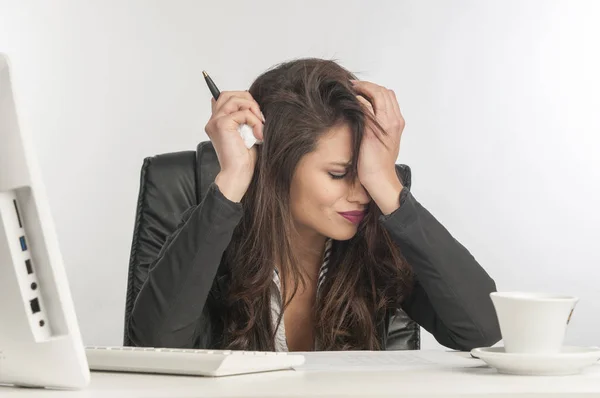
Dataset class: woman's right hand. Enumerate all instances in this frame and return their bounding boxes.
[204,91,265,202]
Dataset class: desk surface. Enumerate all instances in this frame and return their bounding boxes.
[2,351,600,397]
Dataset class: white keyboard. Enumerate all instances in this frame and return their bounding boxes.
[85,346,305,377]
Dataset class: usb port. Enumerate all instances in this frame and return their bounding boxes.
[19,236,27,251]
[30,298,41,314]
[25,259,33,274]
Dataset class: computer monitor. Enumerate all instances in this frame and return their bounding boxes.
[0,54,90,389]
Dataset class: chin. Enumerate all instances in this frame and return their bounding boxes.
[325,225,359,241]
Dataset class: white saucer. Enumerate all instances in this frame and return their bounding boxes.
[470,346,600,376]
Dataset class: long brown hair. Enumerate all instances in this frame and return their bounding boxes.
[221,58,413,351]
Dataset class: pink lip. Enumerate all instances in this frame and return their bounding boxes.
[338,210,366,225]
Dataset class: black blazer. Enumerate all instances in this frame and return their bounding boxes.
[127,142,501,351]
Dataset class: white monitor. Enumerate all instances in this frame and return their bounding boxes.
[0,54,90,389]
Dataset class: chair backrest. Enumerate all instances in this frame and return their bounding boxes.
[123,141,419,349]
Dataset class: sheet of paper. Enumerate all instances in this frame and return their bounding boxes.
[293,350,479,372]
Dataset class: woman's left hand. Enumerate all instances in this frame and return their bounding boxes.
[352,80,405,214]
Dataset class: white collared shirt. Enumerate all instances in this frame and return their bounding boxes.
[270,238,332,351]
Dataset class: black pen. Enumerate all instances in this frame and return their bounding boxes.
[201,70,260,148]
[202,70,221,100]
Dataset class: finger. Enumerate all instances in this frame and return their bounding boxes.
[384,88,399,119]
[356,95,374,116]
[387,89,401,120]
[228,109,264,141]
[387,89,405,134]
[351,80,389,116]
[214,96,263,122]
[356,95,379,138]
[214,91,254,113]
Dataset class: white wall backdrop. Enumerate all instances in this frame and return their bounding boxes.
[1,0,598,349]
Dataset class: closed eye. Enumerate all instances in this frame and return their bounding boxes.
[329,172,347,180]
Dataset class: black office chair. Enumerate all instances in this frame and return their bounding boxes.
[123,141,420,349]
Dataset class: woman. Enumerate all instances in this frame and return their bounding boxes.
[128,58,501,352]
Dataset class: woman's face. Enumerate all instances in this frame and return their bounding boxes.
[289,123,371,241]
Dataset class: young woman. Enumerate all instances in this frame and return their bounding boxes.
[128,58,501,352]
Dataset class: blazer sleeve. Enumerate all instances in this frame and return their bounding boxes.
[127,182,243,348]
[380,187,502,351]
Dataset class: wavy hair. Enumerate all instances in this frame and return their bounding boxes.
[221,58,413,350]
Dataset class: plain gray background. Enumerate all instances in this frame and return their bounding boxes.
[1,0,598,350]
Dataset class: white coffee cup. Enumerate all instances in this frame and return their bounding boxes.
[490,292,578,354]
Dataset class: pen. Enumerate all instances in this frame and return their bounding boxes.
[202,70,221,100]
[202,70,259,148]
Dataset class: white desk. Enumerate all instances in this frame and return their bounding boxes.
[2,351,600,397]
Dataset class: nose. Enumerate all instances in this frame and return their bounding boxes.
[347,178,371,206]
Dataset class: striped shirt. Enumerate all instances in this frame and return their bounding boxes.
[270,238,332,351]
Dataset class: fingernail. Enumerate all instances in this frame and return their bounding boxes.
[261,111,266,123]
